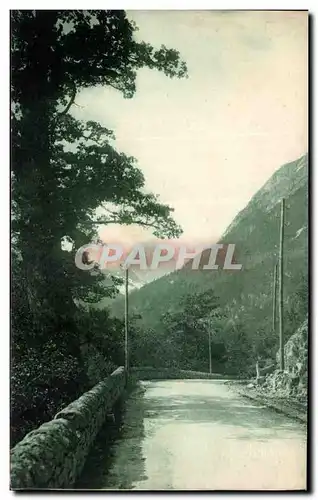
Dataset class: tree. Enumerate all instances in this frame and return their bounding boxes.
[222,321,253,376]
[11,9,187,317]
[160,288,221,370]
[11,10,187,440]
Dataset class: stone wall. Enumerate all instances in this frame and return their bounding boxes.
[10,366,126,490]
[131,367,235,380]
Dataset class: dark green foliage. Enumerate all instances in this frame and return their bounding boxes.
[128,288,226,372]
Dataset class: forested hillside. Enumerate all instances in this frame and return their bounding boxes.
[111,154,308,374]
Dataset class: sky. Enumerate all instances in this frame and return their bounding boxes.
[71,10,308,247]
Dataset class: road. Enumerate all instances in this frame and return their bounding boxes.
[77,379,307,491]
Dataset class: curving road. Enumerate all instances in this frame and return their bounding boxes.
[77,380,307,491]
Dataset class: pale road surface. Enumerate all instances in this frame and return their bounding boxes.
[78,380,307,491]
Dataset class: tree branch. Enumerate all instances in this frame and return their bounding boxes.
[57,82,77,118]
[104,80,123,93]
[83,217,164,231]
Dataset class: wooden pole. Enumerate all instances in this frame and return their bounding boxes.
[272,262,278,332]
[279,199,285,371]
[208,330,212,374]
[124,267,129,374]
[256,359,260,380]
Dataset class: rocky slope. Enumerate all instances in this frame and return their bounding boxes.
[232,317,308,421]
[264,317,308,401]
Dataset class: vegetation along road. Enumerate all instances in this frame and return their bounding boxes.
[77,379,307,491]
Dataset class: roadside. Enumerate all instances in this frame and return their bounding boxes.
[227,318,308,424]
[227,381,307,423]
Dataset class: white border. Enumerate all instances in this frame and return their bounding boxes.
[1,3,316,499]
[2,2,313,9]
[0,7,10,499]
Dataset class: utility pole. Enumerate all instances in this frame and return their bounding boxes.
[208,330,212,374]
[124,266,129,374]
[279,198,285,371]
[272,262,278,332]
[198,317,213,374]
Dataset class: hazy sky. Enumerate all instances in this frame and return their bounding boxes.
[71,10,308,245]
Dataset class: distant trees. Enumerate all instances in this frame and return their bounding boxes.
[124,257,308,376]
[135,288,224,371]
[126,268,309,376]
[11,10,187,443]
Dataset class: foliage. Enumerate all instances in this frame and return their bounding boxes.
[11,343,83,446]
[129,288,226,371]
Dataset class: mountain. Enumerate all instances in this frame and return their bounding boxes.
[110,154,308,370]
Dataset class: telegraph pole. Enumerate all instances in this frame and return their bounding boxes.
[272,262,278,332]
[278,198,285,371]
[124,266,129,374]
[208,330,212,374]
